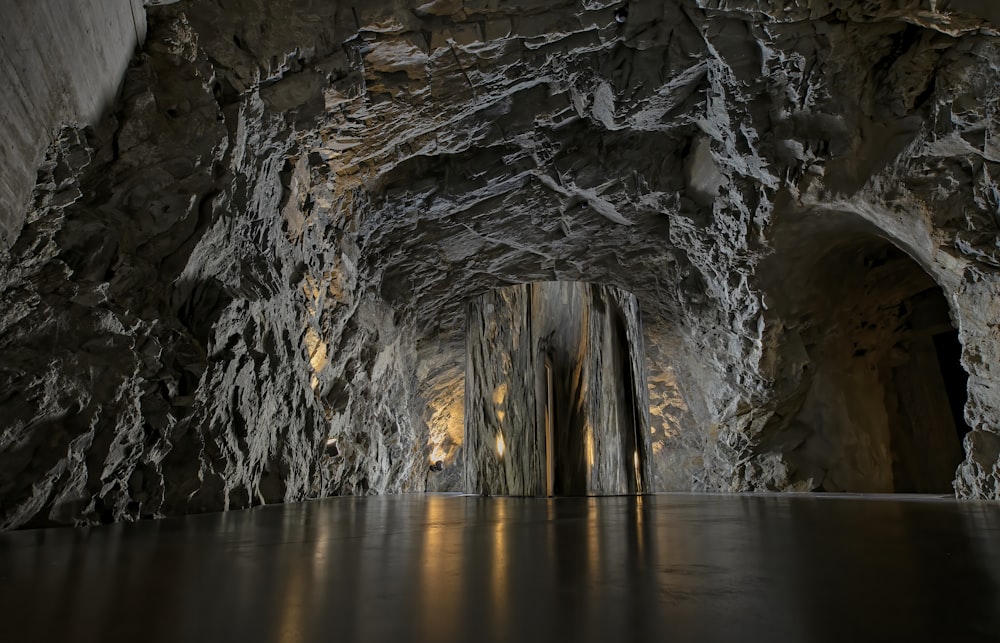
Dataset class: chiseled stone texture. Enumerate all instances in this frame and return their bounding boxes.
[3,0,1000,527]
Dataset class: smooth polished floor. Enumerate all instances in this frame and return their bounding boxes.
[1,493,998,643]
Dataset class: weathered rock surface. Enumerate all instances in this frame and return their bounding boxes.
[465,282,650,496]
[2,0,1000,528]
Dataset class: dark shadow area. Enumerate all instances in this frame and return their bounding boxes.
[933,329,972,450]
[614,307,644,495]
[545,344,589,497]
[882,275,967,493]
[761,223,970,494]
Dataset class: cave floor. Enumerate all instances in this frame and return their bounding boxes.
[1,493,998,642]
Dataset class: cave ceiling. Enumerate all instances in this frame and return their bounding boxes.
[181,0,1000,338]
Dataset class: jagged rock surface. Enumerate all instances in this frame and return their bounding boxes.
[2,0,1000,528]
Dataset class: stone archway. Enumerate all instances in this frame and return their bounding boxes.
[761,229,971,493]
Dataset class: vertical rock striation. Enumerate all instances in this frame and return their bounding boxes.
[464,282,650,496]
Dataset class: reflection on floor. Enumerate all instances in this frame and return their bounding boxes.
[1,493,998,642]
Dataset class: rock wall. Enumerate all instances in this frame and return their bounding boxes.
[2,0,1000,528]
[0,5,427,529]
[0,0,147,248]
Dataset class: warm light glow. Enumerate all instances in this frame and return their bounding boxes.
[647,365,689,439]
[303,326,330,392]
[492,382,508,406]
[326,437,337,447]
[496,432,506,458]
[430,444,448,464]
[302,274,323,315]
[420,497,461,641]
[491,501,509,640]
[585,424,595,468]
[424,376,465,466]
[586,499,600,578]
[634,495,645,556]
[277,542,305,643]
[493,382,508,424]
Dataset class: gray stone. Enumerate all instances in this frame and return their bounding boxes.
[2,0,1000,528]
[464,282,651,496]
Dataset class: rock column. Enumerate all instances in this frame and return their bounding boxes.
[465,282,650,496]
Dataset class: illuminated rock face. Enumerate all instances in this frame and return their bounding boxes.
[464,282,650,496]
[2,0,1000,527]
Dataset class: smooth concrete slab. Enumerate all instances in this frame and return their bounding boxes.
[0,493,998,642]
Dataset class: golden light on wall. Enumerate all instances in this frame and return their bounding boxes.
[303,326,329,392]
[301,274,323,316]
[425,374,465,466]
[647,364,689,441]
[492,382,508,406]
[429,442,450,465]
[585,423,595,469]
[496,432,506,458]
[493,381,508,424]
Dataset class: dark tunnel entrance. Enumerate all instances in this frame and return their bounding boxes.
[768,235,970,494]
[933,330,973,449]
[881,278,970,493]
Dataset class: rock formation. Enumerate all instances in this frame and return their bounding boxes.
[465,282,650,496]
[2,0,1000,528]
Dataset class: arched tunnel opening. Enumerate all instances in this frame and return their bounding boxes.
[770,235,971,494]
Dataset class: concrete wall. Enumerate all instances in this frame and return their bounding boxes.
[0,0,146,248]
